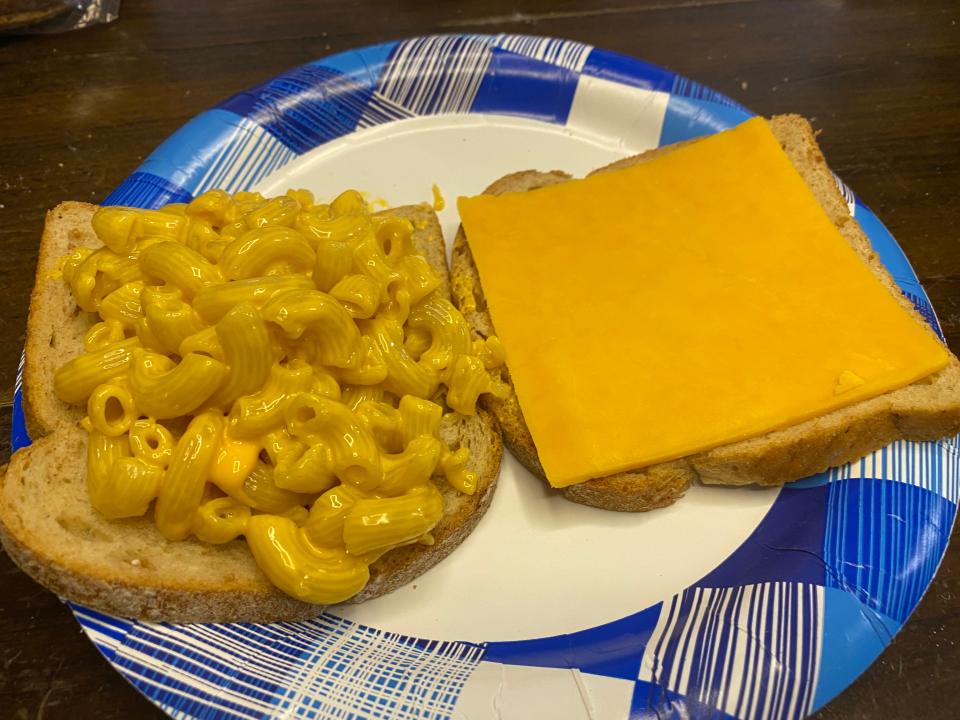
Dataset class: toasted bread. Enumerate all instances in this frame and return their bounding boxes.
[0,202,503,623]
[450,114,960,512]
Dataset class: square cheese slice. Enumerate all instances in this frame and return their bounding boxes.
[457,117,950,488]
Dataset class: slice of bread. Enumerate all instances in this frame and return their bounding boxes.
[24,201,102,440]
[0,202,502,623]
[451,114,960,512]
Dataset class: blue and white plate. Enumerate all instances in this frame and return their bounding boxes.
[13,34,959,720]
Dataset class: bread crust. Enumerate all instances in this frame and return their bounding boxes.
[450,115,960,510]
[1,201,503,622]
[24,201,100,439]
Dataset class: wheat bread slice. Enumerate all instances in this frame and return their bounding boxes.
[450,114,960,510]
[0,202,502,623]
[24,201,102,439]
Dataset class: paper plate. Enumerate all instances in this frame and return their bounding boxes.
[13,34,959,720]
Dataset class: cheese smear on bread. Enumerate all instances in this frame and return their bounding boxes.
[458,117,950,488]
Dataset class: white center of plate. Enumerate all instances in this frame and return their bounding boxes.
[256,114,778,642]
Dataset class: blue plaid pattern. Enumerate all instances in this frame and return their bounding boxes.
[75,606,484,720]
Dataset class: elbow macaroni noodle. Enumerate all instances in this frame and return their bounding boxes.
[56,188,508,604]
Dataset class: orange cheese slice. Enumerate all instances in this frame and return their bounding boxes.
[457,117,950,488]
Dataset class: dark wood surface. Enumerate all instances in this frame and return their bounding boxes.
[1,1,958,718]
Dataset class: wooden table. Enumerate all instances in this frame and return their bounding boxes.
[1,1,957,717]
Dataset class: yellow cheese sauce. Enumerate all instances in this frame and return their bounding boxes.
[459,117,950,488]
[431,183,446,212]
[56,188,508,603]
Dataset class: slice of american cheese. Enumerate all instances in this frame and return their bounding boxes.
[457,117,950,488]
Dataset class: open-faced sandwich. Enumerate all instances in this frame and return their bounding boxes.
[452,115,960,512]
[0,190,505,622]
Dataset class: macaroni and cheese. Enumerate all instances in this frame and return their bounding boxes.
[53,188,507,604]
